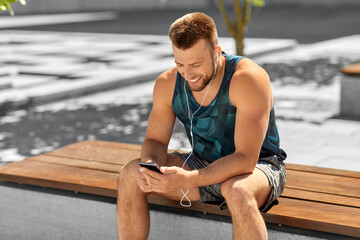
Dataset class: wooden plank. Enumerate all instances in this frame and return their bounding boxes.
[285,169,360,198]
[27,154,123,173]
[282,188,360,208]
[265,197,360,238]
[0,160,118,197]
[59,140,142,152]
[47,140,141,165]
[286,163,360,179]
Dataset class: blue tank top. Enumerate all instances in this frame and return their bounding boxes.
[171,53,286,163]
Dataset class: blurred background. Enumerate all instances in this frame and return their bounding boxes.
[0,0,360,171]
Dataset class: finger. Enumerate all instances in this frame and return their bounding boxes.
[137,176,152,193]
[141,169,162,187]
[138,170,148,181]
[161,166,180,174]
[142,172,170,193]
[140,167,163,180]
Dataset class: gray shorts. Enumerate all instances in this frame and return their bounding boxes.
[172,152,286,212]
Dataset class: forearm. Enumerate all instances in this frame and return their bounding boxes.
[191,152,257,188]
[140,138,168,166]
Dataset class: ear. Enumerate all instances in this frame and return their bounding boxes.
[215,45,222,57]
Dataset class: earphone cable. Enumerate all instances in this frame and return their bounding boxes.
[180,53,219,207]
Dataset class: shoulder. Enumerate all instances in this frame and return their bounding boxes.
[156,66,177,87]
[153,66,178,106]
[233,58,270,87]
[229,58,272,109]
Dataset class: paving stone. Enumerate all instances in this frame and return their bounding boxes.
[1,75,57,89]
[277,119,360,172]
[0,80,12,90]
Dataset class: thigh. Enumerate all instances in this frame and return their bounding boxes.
[222,168,272,209]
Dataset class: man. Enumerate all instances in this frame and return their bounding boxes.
[117,12,286,240]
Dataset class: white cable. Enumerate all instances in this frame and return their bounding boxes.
[180,53,219,208]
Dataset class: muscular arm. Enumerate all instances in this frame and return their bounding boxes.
[189,59,273,188]
[140,68,177,167]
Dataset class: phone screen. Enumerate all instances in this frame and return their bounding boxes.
[139,162,162,174]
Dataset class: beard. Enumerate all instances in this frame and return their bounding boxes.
[186,59,216,92]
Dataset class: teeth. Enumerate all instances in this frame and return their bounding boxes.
[188,76,201,83]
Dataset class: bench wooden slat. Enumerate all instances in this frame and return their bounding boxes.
[56,140,142,152]
[48,140,141,165]
[282,188,360,208]
[27,154,123,173]
[286,163,360,179]
[286,169,360,198]
[265,197,360,238]
[0,159,118,197]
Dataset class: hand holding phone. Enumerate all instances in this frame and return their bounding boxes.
[139,162,162,174]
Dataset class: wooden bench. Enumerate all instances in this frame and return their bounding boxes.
[0,140,359,238]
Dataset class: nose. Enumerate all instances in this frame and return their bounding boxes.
[182,67,195,80]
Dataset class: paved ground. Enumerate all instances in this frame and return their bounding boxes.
[1,25,359,172]
[0,30,296,113]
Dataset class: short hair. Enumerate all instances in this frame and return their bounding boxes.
[168,12,218,51]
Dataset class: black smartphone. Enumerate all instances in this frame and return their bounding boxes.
[139,162,162,174]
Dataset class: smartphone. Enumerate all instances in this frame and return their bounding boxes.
[139,162,162,174]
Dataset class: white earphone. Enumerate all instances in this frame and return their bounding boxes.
[179,50,220,207]
[213,51,219,78]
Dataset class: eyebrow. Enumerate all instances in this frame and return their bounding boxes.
[174,60,203,66]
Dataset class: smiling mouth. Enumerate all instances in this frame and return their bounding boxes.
[188,76,201,84]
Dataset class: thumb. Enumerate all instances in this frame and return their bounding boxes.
[160,166,179,174]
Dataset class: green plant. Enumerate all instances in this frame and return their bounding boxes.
[218,0,265,56]
[0,0,27,16]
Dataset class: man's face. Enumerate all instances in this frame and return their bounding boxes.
[172,39,216,92]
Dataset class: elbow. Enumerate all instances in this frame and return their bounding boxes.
[234,152,258,174]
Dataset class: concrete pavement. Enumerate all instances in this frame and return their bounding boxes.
[0,29,297,114]
[1,27,360,172]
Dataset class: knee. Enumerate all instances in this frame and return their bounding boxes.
[221,179,257,214]
[118,159,140,190]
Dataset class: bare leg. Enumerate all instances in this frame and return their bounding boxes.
[221,168,271,240]
[117,154,200,240]
[117,159,149,240]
